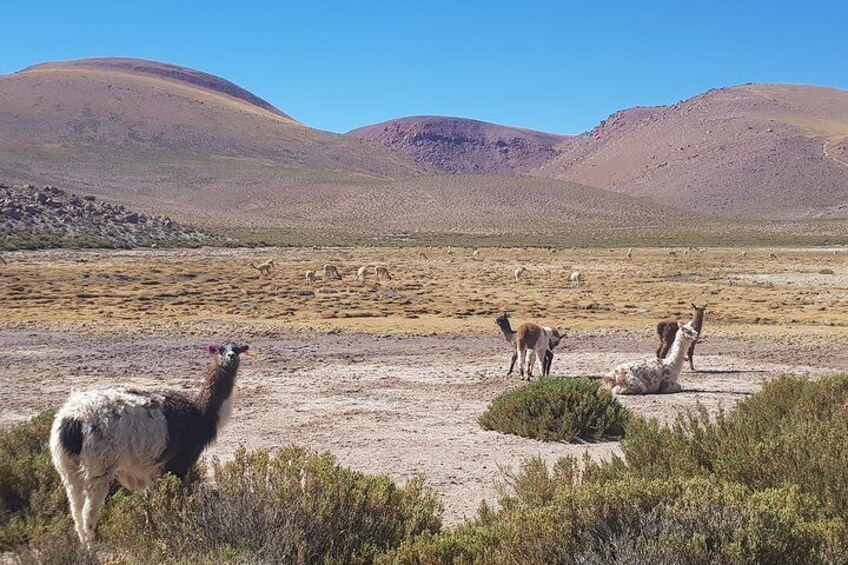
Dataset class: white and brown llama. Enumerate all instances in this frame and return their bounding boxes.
[50,342,250,546]
[495,312,562,380]
[603,321,698,394]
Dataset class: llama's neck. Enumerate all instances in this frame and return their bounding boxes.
[497,320,516,344]
[662,330,694,371]
[197,362,238,434]
[692,310,705,332]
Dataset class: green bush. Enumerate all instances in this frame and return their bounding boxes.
[478,378,630,442]
[601,374,848,517]
[0,410,67,549]
[1,412,441,563]
[383,375,848,564]
[100,447,442,563]
[382,465,848,564]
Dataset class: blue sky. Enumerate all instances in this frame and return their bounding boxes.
[3,1,846,134]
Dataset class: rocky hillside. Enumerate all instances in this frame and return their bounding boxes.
[347,116,567,174]
[0,183,215,249]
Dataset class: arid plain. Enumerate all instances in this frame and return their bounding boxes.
[2,246,846,524]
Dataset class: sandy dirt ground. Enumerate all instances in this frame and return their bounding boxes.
[2,328,844,525]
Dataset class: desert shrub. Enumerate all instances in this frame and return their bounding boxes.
[478,378,629,442]
[2,412,440,563]
[0,410,68,549]
[382,467,848,565]
[384,375,848,564]
[599,374,848,517]
[100,446,442,563]
[819,268,835,275]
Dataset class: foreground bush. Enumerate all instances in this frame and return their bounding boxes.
[600,374,848,517]
[479,378,629,442]
[1,412,441,563]
[384,375,848,564]
[102,447,442,563]
[0,410,67,549]
[383,470,847,564]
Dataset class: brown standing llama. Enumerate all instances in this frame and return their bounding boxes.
[657,303,706,371]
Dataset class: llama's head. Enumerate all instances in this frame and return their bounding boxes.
[677,321,699,342]
[495,312,511,330]
[207,343,250,369]
[548,328,564,348]
[691,303,707,315]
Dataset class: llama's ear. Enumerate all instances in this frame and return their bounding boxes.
[691,303,697,310]
[236,344,251,355]
[206,344,219,355]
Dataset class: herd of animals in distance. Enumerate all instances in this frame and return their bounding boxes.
[46,245,716,546]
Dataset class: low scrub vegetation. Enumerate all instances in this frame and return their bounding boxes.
[478,377,630,442]
[384,374,848,563]
[1,414,441,563]
[4,375,846,563]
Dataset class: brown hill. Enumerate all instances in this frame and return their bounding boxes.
[0,58,424,217]
[542,84,848,220]
[350,85,848,220]
[347,116,568,174]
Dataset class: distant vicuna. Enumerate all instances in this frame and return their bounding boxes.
[324,264,342,280]
[50,342,249,546]
[657,303,706,371]
[250,259,275,278]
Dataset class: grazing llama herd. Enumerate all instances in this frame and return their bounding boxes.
[49,248,712,546]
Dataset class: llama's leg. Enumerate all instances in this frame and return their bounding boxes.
[621,374,646,395]
[661,380,682,394]
[688,343,696,371]
[526,350,537,380]
[507,352,518,376]
[56,458,86,543]
[656,341,664,359]
[542,350,553,376]
[518,346,526,380]
[81,476,110,546]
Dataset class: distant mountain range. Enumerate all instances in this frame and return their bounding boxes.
[1,57,846,244]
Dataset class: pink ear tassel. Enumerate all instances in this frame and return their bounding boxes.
[206,344,217,355]
[244,348,255,357]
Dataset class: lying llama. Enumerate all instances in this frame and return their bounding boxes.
[375,266,392,280]
[657,303,706,370]
[250,259,275,278]
[50,342,250,546]
[603,321,698,395]
[495,313,557,377]
[324,264,342,280]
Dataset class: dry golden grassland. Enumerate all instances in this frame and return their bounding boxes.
[2,246,846,344]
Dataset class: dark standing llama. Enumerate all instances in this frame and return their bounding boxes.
[657,304,706,370]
